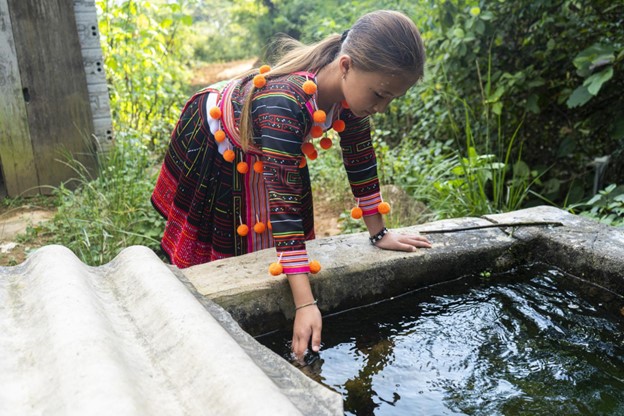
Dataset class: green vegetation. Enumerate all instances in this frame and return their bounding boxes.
[3,0,622,265]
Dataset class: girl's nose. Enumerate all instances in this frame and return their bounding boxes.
[373,98,392,114]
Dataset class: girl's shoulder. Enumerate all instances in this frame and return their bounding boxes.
[265,72,315,96]
[255,72,316,111]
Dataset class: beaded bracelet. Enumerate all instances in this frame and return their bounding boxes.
[369,227,389,245]
[295,299,318,311]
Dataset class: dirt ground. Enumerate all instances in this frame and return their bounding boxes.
[0,204,55,266]
[189,58,257,89]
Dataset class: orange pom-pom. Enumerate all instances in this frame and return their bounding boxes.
[267,220,272,230]
[310,125,324,138]
[237,224,249,236]
[259,64,271,74]
[301,142,315,156]
[253,74,266,88]
[269,262,283,276]
[351,206,363,219]
[341,99,349,109]
[298,156,307,168]
[253,221,266,234]
[214,130,226,143]
[302,80,317,95]
[209,106,222,119]
[313,110,327,123]
[309,260,321,274]
[378,202,391,215]
[308,149,318,160]
[223,149,236,162]
[320,137,333,150]
[253,160,263,173]
[236,161,249,174]
[332,119,346,133]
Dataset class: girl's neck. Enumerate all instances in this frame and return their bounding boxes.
[315,60,344,112]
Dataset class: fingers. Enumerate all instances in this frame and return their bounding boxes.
[291,334,302,360]
[311,322,322,352]
[403,235,432,248]
[291,307,323,360]
[377,231,432,251]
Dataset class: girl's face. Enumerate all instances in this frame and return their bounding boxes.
[340,60,418,118]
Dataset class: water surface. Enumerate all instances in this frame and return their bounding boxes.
[258,264,624,415]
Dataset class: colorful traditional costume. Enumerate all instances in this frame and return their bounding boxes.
[151,72,384,273]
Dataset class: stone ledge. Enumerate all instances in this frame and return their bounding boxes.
[181,206,624,335]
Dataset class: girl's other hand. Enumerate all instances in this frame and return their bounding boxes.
[291,305,322,361]
[375,230,432,252]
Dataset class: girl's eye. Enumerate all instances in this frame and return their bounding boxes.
[374,92,385,98]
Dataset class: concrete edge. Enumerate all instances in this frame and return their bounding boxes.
[181,206,624,336]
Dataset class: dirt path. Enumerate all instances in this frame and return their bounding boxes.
[189,58,257,89]
[0,205,55,266]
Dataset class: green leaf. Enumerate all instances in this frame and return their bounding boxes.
[547,39,556,50]
[181,15,193,26]
[611,118,624,140]
[468,146,479,162]
[557,136,576,157]
[572,43,615,77]
[474,20,485,35]
[453,28,465,38]
[486,85,505,103]
[480,11,494,21]
[542,178,561,195]
[583,67,613,95]
[526,94,540,114]
[566,85,593,108]
[492,102,503,116]
[513,160,530,178]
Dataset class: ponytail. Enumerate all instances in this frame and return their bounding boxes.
[238,34,342,151]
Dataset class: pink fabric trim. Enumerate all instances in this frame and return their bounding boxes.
[282,265,311,275]
[358,192,382,216]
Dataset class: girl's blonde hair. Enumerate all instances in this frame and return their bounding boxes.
[238,10,425,150]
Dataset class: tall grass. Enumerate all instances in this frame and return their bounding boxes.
[32,135,165,265]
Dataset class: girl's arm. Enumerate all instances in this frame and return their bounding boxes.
[254,78,322,359]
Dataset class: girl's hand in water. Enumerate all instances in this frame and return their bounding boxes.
[375,230,432,252]
[291,304,322,361]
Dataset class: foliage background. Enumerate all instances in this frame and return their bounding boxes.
[4,0,622,266]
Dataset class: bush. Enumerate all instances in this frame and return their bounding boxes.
[405,0,623,205]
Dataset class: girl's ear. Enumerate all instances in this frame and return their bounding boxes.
[338,55,352,78]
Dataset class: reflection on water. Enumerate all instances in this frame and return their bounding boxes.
[257,264,624,416]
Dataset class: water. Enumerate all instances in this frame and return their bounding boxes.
[257,264,624,415]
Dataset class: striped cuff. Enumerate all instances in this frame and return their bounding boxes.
[278,249,310,274]
[358,192,382,216]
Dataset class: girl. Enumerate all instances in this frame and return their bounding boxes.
[152,10,431,359]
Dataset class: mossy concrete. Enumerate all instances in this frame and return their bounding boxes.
[181,206,624,336]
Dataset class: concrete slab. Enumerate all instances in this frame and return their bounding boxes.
[0,245,343,415]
